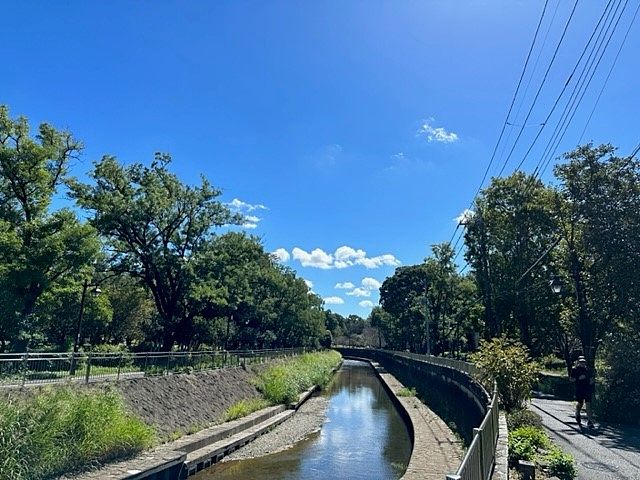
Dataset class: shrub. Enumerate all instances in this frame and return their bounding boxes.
[0,387,154,479]
[509,426,551,465]
[545,447,576,480]
[471,336,539,411]
[539,354,566,371]
[507,408,542,430]
[595,327,640,425]
[90,344,134,368]
[256,351,341,404]
[224,398,271,421]
[397,387,417,397]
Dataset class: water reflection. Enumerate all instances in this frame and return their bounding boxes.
[195,359,411,480]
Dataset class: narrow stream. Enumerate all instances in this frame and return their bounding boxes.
[196,359,412,479]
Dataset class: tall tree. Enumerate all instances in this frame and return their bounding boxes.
[464,172,561,354]
[69,154,240,350]
[554,144,640,366]
[0,106,99,350]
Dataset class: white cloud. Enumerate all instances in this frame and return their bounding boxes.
[304,279,314,289]
[292,247,334,269]
[228,198,268,212]
[324,296,345,305]
[356,254,401,269]
[335,282,355,289]
[359,300,375,309]
[291,246,401,270]
[346,288,371,298]
[272,248,290,263]
[362,277,382,290]
[418,118,458,143]
[455,209,475,225]
[334,246,367,268]
[227,199,267,229]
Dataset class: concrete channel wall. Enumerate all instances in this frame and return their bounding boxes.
[335,348,508,480]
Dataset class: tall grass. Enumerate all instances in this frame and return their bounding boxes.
[224,398,271,421]
[256,350,341,404]
[0,387,155,480]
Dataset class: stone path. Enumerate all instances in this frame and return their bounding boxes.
[531,397,640,480]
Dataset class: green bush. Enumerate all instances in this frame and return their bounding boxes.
[397,387,417,397]
[595,327,640,425]
[90,344,134,368]
[539,354,566,371]
[0,387,155,479]
[224,398,271,421]
[507,408,542,430]
[471,336,539,411]
[508,426,550,465]
[545,447,576,480]
[256,351,341,404]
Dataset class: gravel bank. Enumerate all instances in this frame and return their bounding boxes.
[223,394,330,461]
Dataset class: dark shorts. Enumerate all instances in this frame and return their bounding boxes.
[576,390,592,402]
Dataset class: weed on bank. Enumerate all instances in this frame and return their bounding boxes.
[0,387,154,480]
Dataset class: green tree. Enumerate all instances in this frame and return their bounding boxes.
[69,154,240,350]
[464,172,562,354]
[0,106,99,350]
[102,275,156,346]
[378,243,479,354]
[554,144,640,367]
[190,232,325,349]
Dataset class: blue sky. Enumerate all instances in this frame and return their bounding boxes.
[2,1,638,316]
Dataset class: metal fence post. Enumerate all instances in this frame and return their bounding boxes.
[21,351,29,387]
[474,427,485,479]
[117,352,123,381]
[445,475,461,480]
[85,353,92,384]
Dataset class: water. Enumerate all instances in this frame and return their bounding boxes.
[195,359,412,480]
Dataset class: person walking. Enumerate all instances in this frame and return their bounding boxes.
[570,355,594,428]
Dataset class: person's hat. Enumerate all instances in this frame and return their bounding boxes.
[577,356,586,363]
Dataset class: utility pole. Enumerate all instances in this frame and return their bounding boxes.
[424,282,431,356]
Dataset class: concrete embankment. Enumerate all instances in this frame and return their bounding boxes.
[2,367,265,439]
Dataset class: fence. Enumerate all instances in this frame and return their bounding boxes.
[0,347,307,387]
[392,350,499,480]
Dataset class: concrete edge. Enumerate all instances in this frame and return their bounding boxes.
[69,364,341,479]
[343,355,464,480]
[491,411,509,480]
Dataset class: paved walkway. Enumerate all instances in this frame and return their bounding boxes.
[531,397,640,480]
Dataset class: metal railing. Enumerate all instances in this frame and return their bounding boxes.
[0,347,307,387]
[374,349,500,480]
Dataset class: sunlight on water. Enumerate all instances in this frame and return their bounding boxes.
[195,359,411,480]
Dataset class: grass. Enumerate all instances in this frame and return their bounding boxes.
[256,350,341,405]
[224,398,271,421]
[0,387,155,480]
[396,387,417,397]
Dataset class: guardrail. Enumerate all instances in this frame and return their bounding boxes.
[0,347,307,387]
[394,351,499,480]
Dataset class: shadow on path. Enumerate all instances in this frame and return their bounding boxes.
[531,398,640,480]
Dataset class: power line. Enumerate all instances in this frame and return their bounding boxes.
[579,0,640,143]
[536,0,632,179]
[446,1,551,264]
[510,0,618,175]
[470,0,551,202]
[495,0,580,178]
[529,0,625,179]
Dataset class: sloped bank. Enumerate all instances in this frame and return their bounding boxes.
[63,351,342,479]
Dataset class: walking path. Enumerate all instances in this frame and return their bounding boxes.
[531,396,640,480]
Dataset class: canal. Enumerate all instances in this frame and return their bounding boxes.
[195,359,412,480]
